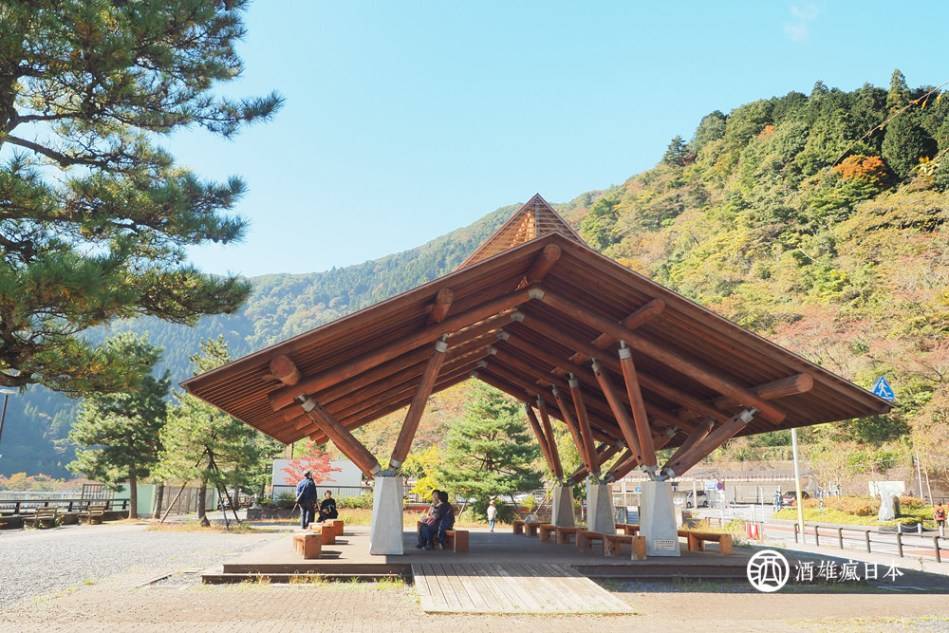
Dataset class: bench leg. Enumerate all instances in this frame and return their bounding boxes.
[632,536,647,561]
[719,535,732,556]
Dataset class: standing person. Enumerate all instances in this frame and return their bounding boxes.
[935,503,947,536]
[295,471,317,530]
[773,488,783,511]
[486,499,497,533]
[318,490,338,523]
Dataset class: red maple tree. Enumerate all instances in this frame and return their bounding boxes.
[281,441,342,484]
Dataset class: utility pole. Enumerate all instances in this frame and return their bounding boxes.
[790,427,806,543]
[0,388,15,455]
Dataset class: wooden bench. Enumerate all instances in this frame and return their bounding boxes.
[538,523,557,542]
[576,530,606,552]
[616,523,640,535]
[320,518,343,537]
[603,533,647,559]
[311,523,335,544]
[293,533,322,559]
[444,529,469,553]
[678,529,733,555]
[82,503,108,525]
[554,526,582,545]
[24,507,58,529]
[512,519,525,535]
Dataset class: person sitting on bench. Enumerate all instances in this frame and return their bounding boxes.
[435,490,455,549]
[416,490,442,550]
[318,490,338,523]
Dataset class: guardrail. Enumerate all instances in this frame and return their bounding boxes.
[0,498,130,515]
[792,522,945,563]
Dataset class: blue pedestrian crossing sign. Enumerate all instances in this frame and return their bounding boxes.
[871,376,895,401]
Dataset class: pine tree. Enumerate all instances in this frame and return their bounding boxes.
[157,338,281,523]
[436,383,540,515]
[0,1,281,394]
[662,135,690,166]
[882,113,937,179]
[67,334,169,518]
[886,69,910,112]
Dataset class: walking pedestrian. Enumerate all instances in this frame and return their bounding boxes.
[486,499,497,532]
[295,471,317,530]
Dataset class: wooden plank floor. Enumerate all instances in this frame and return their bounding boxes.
[412,562,633,614]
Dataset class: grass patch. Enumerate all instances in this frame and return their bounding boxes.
[773,507,937,528]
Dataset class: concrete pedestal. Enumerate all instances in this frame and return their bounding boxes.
[550,484,576,527]
[639,479,680,557]
[586,479,615,535]
[369,475,404,555]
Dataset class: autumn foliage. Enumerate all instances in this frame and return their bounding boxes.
[833,154,889,185]
[281,441,341,484]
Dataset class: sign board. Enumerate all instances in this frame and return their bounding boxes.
[271,458,363,497]
[872,376,895,401]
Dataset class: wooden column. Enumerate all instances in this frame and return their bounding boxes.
[568,375,599,476]
[300,398,381,477]
[590,359,642,463]
[551,386,592,473]
[389,339,448,468]
[536,396,564,481]
[617,344,657,468]
[663,410,755,477]
[535,289,786,423]
[524,403,556,476]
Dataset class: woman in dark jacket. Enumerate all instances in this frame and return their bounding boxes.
[435,490,455,548]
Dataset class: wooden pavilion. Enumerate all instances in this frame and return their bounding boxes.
[183,194,890,555]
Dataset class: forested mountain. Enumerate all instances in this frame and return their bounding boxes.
[5,72,948,488]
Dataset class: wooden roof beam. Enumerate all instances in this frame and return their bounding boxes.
[591,358,643,465]
[616,344,657,469]
[535,289,786,424]
[579,299,666,356]
[713,373,814,410]
[299,398,381,477]
[525,244,562,285]
[551,385,592,474]
[524,403,558,480]
[568,375,599,476]
[269,354,300,386]
[565,443,623,486]
[270,288,533,411]
[426,288,454,324]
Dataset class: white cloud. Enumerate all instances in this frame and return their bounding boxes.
[784,3,819,42]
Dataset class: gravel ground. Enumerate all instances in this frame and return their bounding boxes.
[0,523,281,607]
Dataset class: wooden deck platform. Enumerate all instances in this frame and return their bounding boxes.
[413,562,633,614]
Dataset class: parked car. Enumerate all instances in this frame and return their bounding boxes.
[674,490,709,508]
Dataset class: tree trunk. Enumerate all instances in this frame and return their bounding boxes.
[197,481,210,527]
[152,482,165,519]
[128,472,138,519]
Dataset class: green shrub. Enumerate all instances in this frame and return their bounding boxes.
[275,493,296,510]
[338,493,373,509]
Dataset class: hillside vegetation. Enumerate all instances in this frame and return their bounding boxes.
[6,72,948,494]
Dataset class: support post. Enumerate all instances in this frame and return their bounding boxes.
[370,474,404,555]
[640,480,680,557]
[551,386,592,472]
[550,483,576,527]
[389,339,448,468]
[586,478,616,535]
[524,402,555,476]
[617,343,657,468]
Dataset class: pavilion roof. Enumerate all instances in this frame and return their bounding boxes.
[182,198,890,460]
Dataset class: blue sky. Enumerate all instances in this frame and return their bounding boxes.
[174,1,948,277]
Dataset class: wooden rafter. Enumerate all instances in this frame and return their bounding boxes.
[663,411,755,477]
[270,287,534,411]
[300,398,381,477]
[568,376,598,476]
[590,358,642,464]
[426,288,454,324]
[524,403,556,477]
[565,443,623,485]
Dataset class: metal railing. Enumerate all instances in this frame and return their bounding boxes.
[791,522,944,563]
[0,498,130,516]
